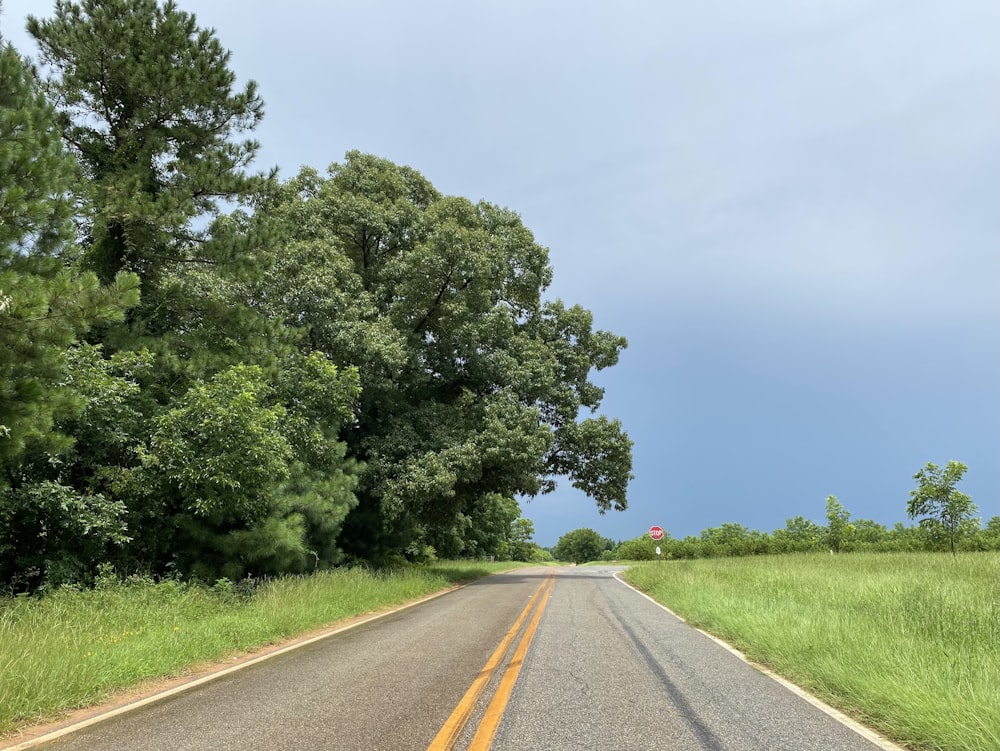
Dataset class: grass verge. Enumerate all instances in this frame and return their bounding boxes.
[0,561,526,737]
[623,552,999,751]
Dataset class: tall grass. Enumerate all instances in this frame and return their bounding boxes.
[624,552,999,751]
[0,561,522,736]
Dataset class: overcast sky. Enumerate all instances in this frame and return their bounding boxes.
[3,0,997,546]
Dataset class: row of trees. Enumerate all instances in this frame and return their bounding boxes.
[560,514,999,563]
[555,461,994,562]
[607,516,998,562]
[0,0,632,591]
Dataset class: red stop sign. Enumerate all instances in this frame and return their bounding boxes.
[649,526,665,541]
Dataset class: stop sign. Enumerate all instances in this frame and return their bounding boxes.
[649,525,665,541]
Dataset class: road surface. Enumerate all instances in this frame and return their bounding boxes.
[17,566,897,751]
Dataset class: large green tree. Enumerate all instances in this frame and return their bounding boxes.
[6,4,630,579]
[15,1,336,582]
[130,355,361,579]
[553,528,612,564]
[0,24,140,589]
[907,460,977,556]
[507,515,541,562]
[768,516,821,553]
[252,153,633,562]
[824,495,851,553]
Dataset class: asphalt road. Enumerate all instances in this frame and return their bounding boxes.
[490,567,889,751]
[22,566,896,751]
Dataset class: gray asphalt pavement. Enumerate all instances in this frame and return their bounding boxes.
[491,566,887,751]
[21,566,895,751]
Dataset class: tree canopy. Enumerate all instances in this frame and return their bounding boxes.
[0,30,139,467]
[27,0,266,292]
[0,0,632,590]
[251,155,633,562]
[907,461,978,556]
[554,528,614,564]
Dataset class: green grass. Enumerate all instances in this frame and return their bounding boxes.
[0,561,525,736]
[623,552,999,751]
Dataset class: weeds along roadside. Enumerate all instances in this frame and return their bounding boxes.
[0,561,526,737]
[623,551,1000,751]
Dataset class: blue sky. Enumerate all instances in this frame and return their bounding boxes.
[3,0,997,546]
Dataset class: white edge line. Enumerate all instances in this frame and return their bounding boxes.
[2,584,465,751]
[612,572,910,751]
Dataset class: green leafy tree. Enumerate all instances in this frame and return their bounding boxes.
[0,480,129,591]
[824,495,851,553]
[975,516,1000,551]
[56,345,152,479]
[426,495,540,561]
[253,154,633,562]
[1,26,141,589]
[465,494,520,559]
[132,356,360,579]
[0,343,153,590]
[553,528,611,564]
[660,536,692,559]
[139,364,291,536]
[885,521,927,552]
[850,519,889,550]
[507,516,539,562]
[265,352,362,571]
[615,534,660,561]
[9,1,318,583]
[699,522,766,556]
[773,516,823,553]
[907,461,977,556]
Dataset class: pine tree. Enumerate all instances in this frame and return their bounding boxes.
[25,3,374,581]
[0,29,139,470]
[27,0,266,295]
[1,26,140,589]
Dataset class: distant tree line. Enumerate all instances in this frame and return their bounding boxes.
[0,0,631,592]
[556,461,997,562]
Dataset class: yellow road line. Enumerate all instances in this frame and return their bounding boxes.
[468,575,555,751]
[427,573,555,751]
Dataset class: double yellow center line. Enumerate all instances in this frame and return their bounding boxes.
[427,572,556,751]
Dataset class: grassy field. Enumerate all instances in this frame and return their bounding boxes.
[623,552,999,751]
[0,561,525,737]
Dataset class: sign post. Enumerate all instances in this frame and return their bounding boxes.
[649,526,664,562]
